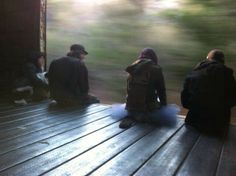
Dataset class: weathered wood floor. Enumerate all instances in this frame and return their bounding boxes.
[0,101,235,176]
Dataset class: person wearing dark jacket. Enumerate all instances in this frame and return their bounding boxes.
[25,52,49,99]
[181,49,236,134]
[125,48,167,110]
[119,48,168,128]
[47,44,99,106]
[13,51,49,103]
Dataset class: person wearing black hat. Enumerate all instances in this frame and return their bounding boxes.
[181,49,236,134]
[47,44,99,106]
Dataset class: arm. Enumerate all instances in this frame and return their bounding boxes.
[225,69,236,107]
[154,67,167,106]
[77,62,89,95]
[181,76,191,109]
[25,63,48,89]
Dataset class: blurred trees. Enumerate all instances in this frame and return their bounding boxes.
[47,0,236,103]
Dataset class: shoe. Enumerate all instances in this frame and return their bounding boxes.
[119,118,135,129]
[14,99,27,106]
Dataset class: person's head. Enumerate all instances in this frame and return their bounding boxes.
[206,49,225,64]
[29,51,45,68]
[67,44,88,59]
[139,48,158,65]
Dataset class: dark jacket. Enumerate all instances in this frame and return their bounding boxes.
[181,60,236,133]
[48,56,89,103]
[125,59,166,112]
[24,63,48,89]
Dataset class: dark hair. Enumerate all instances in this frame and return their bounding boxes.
[207,49,225,64]
[139,48,158,65]
[28,51,45,65]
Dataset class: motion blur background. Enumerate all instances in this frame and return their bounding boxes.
[47,0,236,121]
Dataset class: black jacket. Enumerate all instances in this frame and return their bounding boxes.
[24,63,48,89]
[181,60,236,133]
[48,56,89,102]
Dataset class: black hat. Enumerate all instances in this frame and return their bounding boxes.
[70,44,88,55]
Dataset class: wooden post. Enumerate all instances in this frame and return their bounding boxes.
[40,0,47,68]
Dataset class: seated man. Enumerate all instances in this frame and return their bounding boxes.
[181,49,236,134]
[47,44,99,106]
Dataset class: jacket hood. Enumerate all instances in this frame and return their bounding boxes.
[126,59,153,75]
[139,48,158,65]
[194,59,233,75]
[194,60,220,71]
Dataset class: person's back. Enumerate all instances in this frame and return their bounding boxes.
[48,44,99,106]
[181,49,236,134]
[125,59,166,112]
[119,48,171,128]
[48,56,88,102]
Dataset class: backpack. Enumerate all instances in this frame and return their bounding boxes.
[125,60,152,112]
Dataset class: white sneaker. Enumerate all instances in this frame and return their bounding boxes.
[14,99,28,105]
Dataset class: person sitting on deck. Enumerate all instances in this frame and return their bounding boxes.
[13,51,49,104]
[181,49,236,134]
[119,48,178,128]
[47,44,99,106]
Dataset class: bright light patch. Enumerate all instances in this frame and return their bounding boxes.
[70,0,109,6]
[156,0,180,9]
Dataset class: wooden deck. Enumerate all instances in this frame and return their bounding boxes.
[0,101,235,176]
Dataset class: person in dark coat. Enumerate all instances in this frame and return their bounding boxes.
[125,48,167,110]
[13,51,49,104]
[25,51,49,100]
[119,48,168,128]
[181,49,236,134]
[47,44,99,106]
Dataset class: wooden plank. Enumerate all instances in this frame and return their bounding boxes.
[91,119,185,176]
[0,99,233,176]
[0,101,79,122]
[0,104,102,131]
[133,126,200,176]
[175,133,225,176]
[0,104,106,140]
[43,124,155,176]
[216,125,236,176]
[0,107,111,155]
[0,106,51,126]
[0,111,119,172]
[0,108,49,124]
[0,101,49,116]
[0,104,14,110]
[0,121,125,175]
[0,105,47,118]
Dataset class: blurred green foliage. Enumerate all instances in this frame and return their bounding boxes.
[47,0,236,104]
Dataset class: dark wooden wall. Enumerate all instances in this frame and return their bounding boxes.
[0,0,45,91]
